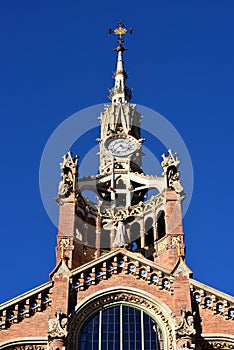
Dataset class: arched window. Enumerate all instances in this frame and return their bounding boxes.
[145,217,154,247]
[78,304,164,350]
[129,222,140,251]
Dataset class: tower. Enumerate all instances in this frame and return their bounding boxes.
[0,21,234,350]
[56,21,185,270]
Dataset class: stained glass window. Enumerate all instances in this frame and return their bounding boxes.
[78,304,164,350]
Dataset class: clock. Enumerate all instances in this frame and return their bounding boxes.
[106,137,136,156]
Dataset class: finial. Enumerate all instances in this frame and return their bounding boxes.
[108,20,133,51]
[60,239,69,261]
[108,21,133,103]
[177,237,181,257]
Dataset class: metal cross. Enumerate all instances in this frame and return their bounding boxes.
[108,20,133,45]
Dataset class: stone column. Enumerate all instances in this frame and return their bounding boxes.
[140,216,145,250]
[96,216,101,258]
[110,227,115,250]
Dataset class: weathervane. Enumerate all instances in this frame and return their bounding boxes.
[108,20,133,50]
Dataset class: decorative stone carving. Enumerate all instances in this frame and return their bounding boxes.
[173,261,192,277]
[57,151,78,199]
[196,340,234,350]
[161,149,184,193]
[59,238,74,257]
[168,169,183,193]
[157,240,167,255]
[177,338,195,350]
[161,149,180,170]
[174,307,196,338]
[6,346,47,350]
[52,262,71,280]
[100,104,139,140]
[48,310,68,340]
[102,194,164,222]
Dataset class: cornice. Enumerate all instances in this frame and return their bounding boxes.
[0,281,52,311]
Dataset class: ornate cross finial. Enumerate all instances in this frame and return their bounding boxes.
[59,238,69,261]
[177,236,181,257]
[108,20,133,49]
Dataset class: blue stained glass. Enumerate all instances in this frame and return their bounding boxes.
[78,304,164,350]
[80,343,86,350]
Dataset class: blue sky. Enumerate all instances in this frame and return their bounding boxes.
[0,0,233,303]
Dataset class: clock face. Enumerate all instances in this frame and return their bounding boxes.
[107,137,136,156]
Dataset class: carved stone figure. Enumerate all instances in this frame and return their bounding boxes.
[57,151,78,198]
[48,310,68,340]
[112,221,129,247]
[174,307,196,338]
[168,169,184,193]
[161,150,184,193]
[161,149,180,170]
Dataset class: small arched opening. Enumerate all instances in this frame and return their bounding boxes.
[157,211,166,240]
[129,221,140,251]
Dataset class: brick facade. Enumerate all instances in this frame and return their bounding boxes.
[1,248,234,349]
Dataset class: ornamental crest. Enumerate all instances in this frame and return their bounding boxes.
[48,310,68,340]
[174,307,196,338]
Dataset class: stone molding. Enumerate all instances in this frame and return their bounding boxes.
[5,346,46,350]
[0,338,47,350]
[67,288,174,350]
[70,250,174,296]
[196,334,234,350]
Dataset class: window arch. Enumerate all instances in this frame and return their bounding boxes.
[78,304,164,350]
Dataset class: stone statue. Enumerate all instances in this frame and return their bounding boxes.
[48,310,68,340]
[57,151,78,198]
[113,221,129,247]
[161,150,184,193]
[168,169,183,194]
[174,307,196,338]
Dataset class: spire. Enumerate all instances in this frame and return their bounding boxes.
[108,21,132,104]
